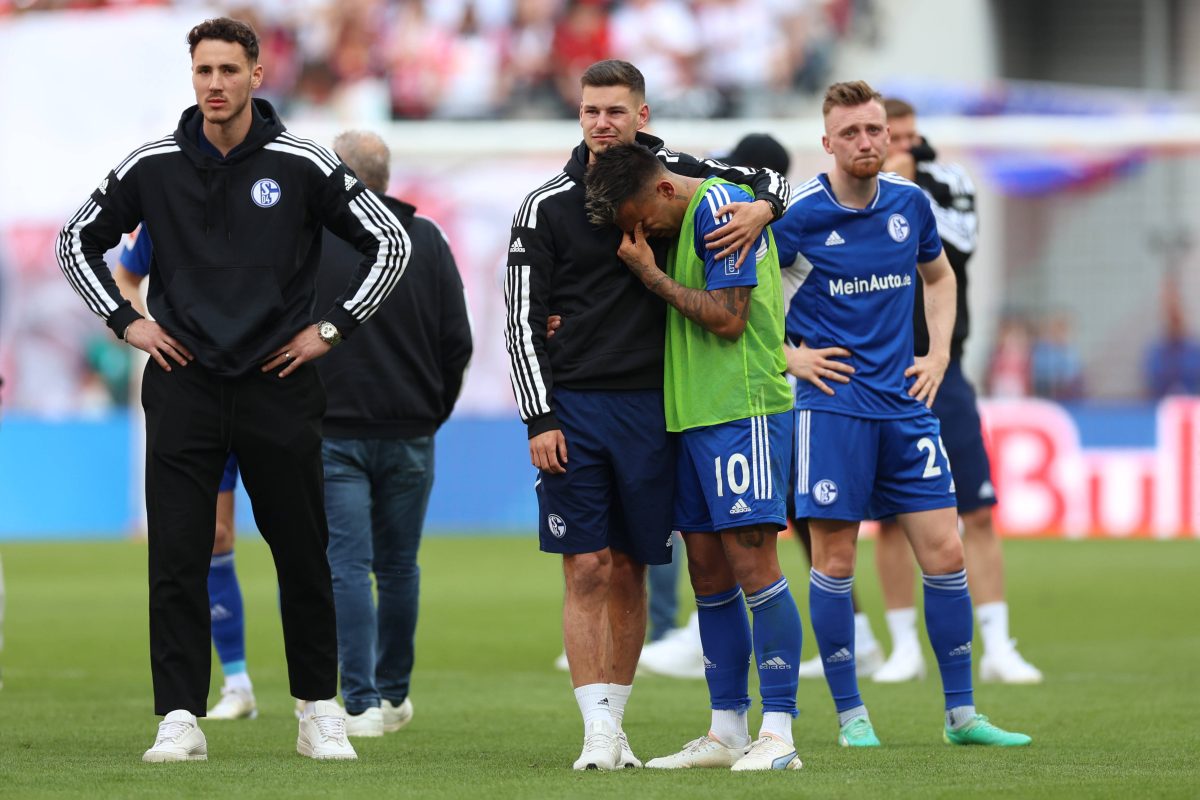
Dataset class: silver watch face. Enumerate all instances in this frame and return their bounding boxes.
[318,321,338,342]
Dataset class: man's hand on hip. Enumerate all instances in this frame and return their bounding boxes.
[263,325,332,378]
[125,318,193,372]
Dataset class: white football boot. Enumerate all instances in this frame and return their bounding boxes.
[645,733,745,769]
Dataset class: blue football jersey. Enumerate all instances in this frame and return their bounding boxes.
[118,224,153,278]
[774,173,943,419]
[689,182,763,290]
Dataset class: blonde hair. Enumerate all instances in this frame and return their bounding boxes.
[822,80,882,116]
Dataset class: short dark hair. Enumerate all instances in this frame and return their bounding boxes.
[187,17,260,63]
[580,60,646,99]
[584,144,663,226]
[822,80,882,116]
[883,97,916,119]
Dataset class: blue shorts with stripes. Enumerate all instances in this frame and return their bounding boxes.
[673,410,791,533]
[793,409,956,521]
[535,388,675,565]
[931,359,996,514]
[219,453,238,493]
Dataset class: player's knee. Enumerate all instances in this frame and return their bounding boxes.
[563,550,612,596]
[960,507,995,542]
[921,533,965,574]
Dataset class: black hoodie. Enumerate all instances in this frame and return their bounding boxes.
[316,195,473,438]
[57,99,410,377]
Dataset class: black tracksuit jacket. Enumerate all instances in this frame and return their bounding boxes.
[504,132,790,438]
[56,99,410,376]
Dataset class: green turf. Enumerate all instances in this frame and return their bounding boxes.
[0,536,1196,798]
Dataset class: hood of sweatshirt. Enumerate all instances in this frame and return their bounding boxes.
[173,99,286,237]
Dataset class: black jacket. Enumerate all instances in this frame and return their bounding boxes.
[504,132,789,438]
[316,195,473,438]
[56,99,410,377]
[909,139,976,361]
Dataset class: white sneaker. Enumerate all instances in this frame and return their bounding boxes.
[856,640,885,677]
[143,710,207,762]
[382,697,413,732]
[795,655,825,679]
[637,626,705,679]
[645,733,745,769]
[206,686,257,720]
[297,700,357,760]
[873,641,926,683]
[345,706,384,738]
[730,734,803,771]
[554,651,569,672]
[980,640,1043,684]
[572,719,621,771]
[616,730,642,768]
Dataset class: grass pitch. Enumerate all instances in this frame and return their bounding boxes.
[0,535,1196,798]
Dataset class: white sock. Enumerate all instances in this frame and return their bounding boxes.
[573,683,614,729]
[759,711,794,745]
[710,708,750,748]
[976,601,1010,656]
[854,612,878,650]
[606,683,632,728]
[223,671,252,693]
[885,607,920,650]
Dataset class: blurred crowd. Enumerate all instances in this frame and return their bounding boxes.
[0,0,872,120]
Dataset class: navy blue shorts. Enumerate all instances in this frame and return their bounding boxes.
[219,453,238,493]
[674,411,791,533]
[535,388,675,565]
[931,359,996,514]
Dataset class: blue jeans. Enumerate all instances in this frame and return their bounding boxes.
[323,436,434,715]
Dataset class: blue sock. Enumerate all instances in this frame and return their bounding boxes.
[208,551,246,676]
[695,586,752,712]
[809,568,862,714]
[923,570,974,710]
[746,577,801,717]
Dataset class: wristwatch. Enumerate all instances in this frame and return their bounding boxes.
[316,320,342,347]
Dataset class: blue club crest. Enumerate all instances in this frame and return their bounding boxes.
[251,178,281,208]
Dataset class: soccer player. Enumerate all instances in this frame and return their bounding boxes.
[504,60,788,771]
[773,80,1030,747]
[114,227,259,718]
[870,98,1042,684]
[586,143,802,771]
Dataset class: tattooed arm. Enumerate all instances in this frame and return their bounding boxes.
[617,222,751,341]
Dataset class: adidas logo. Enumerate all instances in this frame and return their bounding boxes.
[825,647,853,663]
[97,177,109,195]
[759,656,791,670]
[344,174,357,191]
[703,656,716,670]
[979,481,995,499]
[948,642,972,657]
[210,603,231,622]
[598,697,610,706]
[509,237,526,254]
[729,498,751,515]
[825,230,845,246]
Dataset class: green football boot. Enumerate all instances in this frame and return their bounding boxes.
[943,714,1032,746]
[838,717,882,747]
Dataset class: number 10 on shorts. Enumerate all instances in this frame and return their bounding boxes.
[713,453,752,497]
